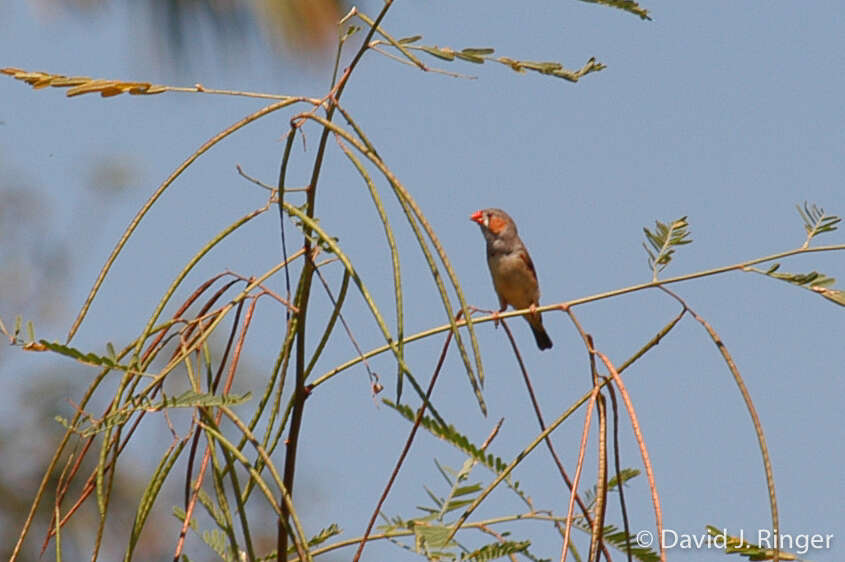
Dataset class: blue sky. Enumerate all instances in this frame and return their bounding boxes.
[2,0,843,560]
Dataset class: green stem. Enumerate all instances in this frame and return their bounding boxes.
[277,3,396,559]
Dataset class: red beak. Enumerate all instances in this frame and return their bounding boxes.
[470,210,483,224]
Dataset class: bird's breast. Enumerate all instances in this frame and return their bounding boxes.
[487,252,539,309]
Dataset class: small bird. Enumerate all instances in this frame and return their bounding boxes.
[470,208,553,350]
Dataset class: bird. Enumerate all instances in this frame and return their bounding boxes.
[470,208,553,350]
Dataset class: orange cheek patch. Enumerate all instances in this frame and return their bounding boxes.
[488,215,507,234]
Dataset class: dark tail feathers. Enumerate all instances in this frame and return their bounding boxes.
[529,320,553,351]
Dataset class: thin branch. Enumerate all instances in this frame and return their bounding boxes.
[605,382,633,562]
[279,3,398,559]
[594,349,664,562]
[66,97,313,344]
[590,392,608,562]
[659,287,780,562]
[353,311,460,562]
[295,110,486,411]
[312,264,379,387]
[560,385,601,562]
[499,320,612,561]
[236,164,309,193]
[313,243,845,387]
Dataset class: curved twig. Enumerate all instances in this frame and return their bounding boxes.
[659,286,779,562]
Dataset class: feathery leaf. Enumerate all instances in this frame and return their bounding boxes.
[571,523,660,561]
[583,468,640,507]
[797,202,840,248]
[578,0,652,20]
[2,67,167,97]
[749,263,845,308]
[372,40,603,82]
[461,540,531,561]
[27,339,130,370]
[643,216,692,280]
[705,526,799,560]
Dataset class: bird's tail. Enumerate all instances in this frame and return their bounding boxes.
[527,314,553,351]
